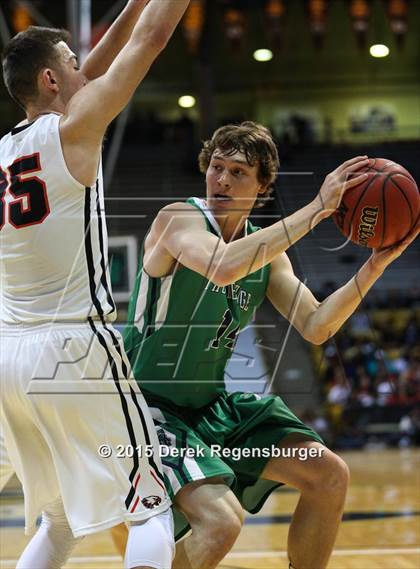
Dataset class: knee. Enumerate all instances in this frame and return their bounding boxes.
[308,452,350,496]
[327,454,350,493]
[213,504,244,546]
[126,510,174,569]
[191,498,244,548]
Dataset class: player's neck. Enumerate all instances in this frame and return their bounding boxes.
[26,102,64,122]
[25,110,58,123]
[214,214,247,242]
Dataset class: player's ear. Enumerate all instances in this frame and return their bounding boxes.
[41,68,59,94]
[257,184,268,195]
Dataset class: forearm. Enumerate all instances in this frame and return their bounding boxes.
[214,199,328,284]
[306,257,384,342]
[130,0,190,45]
[82,0,149,80]
[70,0,190,136]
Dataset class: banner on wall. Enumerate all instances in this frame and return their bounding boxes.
[348,0,371,50]
[223,6,247,52]
[182,0,205,54]
[12,1,33,32]
[385,0,409,48]
[306,0,329,50]
[265,0,287,50]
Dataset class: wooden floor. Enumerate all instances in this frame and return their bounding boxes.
[1,448,419,569]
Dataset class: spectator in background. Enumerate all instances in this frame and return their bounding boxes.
[375,373,394,406]
[326,367,351,430]
[301,409,331,445]
[399,407,420,446]
[348,310,371,337]
[318,288,419,448]
[355,374,375,408]
[405,316,419,346]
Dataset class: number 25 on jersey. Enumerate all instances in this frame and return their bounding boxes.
[0,153,50,230]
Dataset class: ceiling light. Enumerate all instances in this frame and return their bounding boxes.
[178,95,196,109]
[253,49,273,62]
[369,44,390,58]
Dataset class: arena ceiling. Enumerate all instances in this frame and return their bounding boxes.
[0,1,419,118]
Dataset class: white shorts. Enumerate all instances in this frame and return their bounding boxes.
[0,320,170,537]
[0,430,14,492]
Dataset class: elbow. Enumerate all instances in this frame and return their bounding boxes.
[307,334,328,346]
[210,268,237,288]
[301,305,331,345]
[142,26,172,53]
[152,29,171,52]
[209,259,238,287]
[303,327,330,345]
[206,246,238,287]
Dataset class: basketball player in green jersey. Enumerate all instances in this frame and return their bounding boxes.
[121,122,418,569]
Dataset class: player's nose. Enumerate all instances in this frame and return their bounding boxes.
[217,171,231,187]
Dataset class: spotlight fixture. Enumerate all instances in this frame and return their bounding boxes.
[178,96,196,109]
[369,44,390,58]
[253,49,273,62]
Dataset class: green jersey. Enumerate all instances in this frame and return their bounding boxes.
[124,197,271,408]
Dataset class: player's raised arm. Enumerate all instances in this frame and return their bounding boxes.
[145,201,323,286]
[81,0,150,80]
[267,221,419,345]
[145,158,370,287]
[62,0,189,143]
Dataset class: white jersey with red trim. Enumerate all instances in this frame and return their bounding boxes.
[0,113,115,324]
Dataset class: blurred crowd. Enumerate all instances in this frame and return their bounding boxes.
[305,287,420,449]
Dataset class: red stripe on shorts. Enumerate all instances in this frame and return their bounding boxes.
[133,473,141,490]
[130,496,140,513]
[150,469,165,492]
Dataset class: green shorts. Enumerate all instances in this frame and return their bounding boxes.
[147,390,324,541]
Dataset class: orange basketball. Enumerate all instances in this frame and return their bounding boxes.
[333,158,419,248]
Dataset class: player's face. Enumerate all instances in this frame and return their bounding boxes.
[53,41,87,104]
[206,150,265,213]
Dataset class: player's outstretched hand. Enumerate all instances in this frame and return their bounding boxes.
[317,156,370,215]
[369,220,420,272]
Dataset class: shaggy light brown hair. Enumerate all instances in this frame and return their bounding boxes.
[198,121,280,207]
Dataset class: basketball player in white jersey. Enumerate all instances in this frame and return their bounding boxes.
[0,1,190,568]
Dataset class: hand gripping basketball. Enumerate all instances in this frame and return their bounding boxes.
[317,156,370,214]
[369,218,420,273]
[333,158,420,248]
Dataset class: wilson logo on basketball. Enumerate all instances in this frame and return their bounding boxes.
[358,207,379,246]
[142,495,162,509]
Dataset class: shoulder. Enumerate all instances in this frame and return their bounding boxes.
[0,131,11,147]
[22,114,61,141]
[154,201,207,230]
[159,201,202,215]
[1,114,59,149]
[35,113,61,129]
